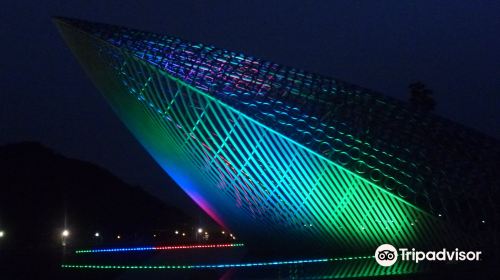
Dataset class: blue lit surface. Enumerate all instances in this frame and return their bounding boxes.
[54,17,498,256]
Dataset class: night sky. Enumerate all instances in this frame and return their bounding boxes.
[1,1,499,212]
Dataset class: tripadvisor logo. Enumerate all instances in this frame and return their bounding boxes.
[375,244,398,266]
[375,244,482,266]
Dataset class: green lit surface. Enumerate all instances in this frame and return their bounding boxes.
[54,18,468,255]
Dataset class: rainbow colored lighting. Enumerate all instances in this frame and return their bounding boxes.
[53,17,495,257]
[61,256,373,270]
[75,243,244,254]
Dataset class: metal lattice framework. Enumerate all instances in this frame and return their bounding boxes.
[55,17,499,254]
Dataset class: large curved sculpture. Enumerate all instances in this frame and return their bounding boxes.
[55,17,499,256]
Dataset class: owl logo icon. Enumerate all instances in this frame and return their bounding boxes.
[375,244,398,266]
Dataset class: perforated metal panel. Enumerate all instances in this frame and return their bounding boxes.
[55,17,499,254]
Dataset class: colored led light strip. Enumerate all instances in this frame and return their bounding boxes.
[62,256,374,269]
[75,243,244,254]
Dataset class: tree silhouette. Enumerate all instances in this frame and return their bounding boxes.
[408,81,436,112]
